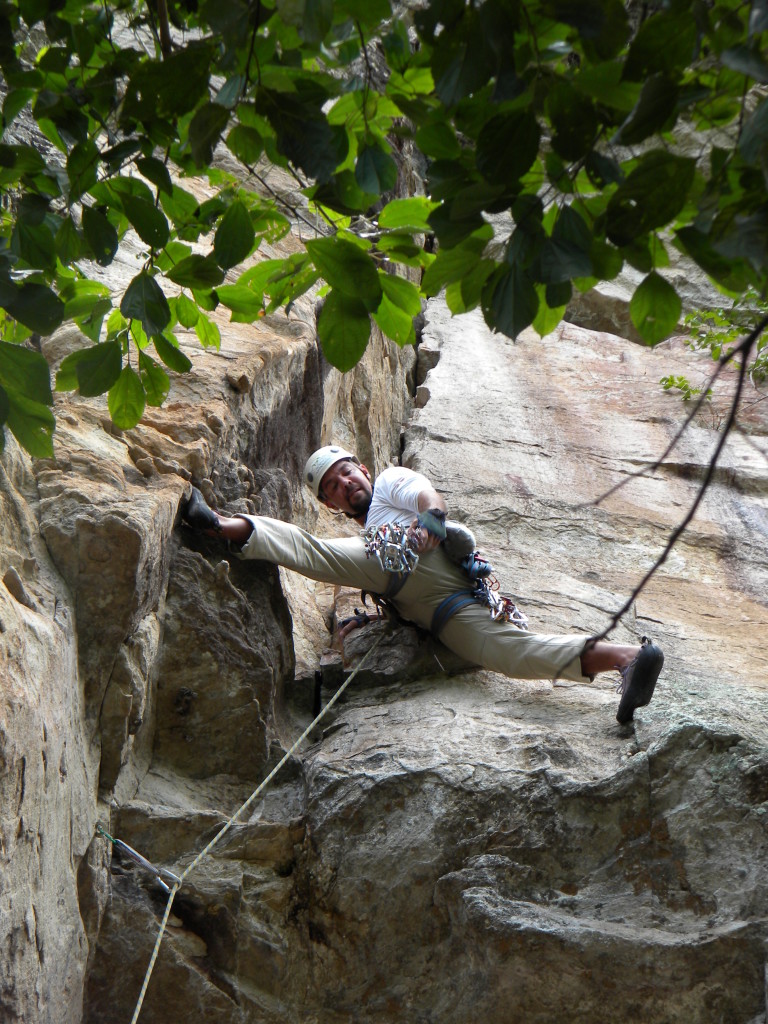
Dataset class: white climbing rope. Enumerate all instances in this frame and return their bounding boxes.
[128,630,385,1024]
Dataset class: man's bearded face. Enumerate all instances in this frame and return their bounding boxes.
[320,460,373,516]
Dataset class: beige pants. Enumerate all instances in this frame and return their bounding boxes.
[241,517,591,683]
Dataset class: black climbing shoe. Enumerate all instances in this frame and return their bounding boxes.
[616,637,664,724]
[181,487,221,532]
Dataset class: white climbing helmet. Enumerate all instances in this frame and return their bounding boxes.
[303,445,358,497]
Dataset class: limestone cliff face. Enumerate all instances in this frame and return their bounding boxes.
[2,259,768,1021]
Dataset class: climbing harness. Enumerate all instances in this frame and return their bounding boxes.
[102,630,386,1024]
[430,576,529,638]
[363,523,529,639]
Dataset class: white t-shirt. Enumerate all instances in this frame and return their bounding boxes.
[364,466,432,530]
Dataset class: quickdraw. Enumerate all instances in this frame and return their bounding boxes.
[473,577,529,630]
[363,523,419,575]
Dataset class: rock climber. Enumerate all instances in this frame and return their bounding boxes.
[181,445,664,724]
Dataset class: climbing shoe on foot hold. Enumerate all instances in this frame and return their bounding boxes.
[616,636,664,724]
[181,487,221,532]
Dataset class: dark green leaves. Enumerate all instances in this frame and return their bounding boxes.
[108,366,145,429]
[121,196,170,249]
[0,283,64,334]
[120,273,171,337]
[82,207,119,266]
[0,342,54,457]
[613,74,679,146]
[189,102,231,166]
[607,152,696,247]
[539,206,593,283]
[477,110,540,184]
[543,0,628,60]
[630,272,681,344]
[306,237,382,311]
[355,144,398,194]
[0,341,52,404]
[317,290,371,371]
[56,341,122,396]
[483,265,538,339]
[214,200,255,269]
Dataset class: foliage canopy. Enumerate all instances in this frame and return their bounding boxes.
[1,0,768,456]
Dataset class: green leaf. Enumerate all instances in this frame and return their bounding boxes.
[188,102,231,166]
[82,206,119,266]
[721,46,768,83]
[421,231,492,295]
[138,351,170,407]
[277,0,333,43]
[543,0,628,60]
[607,151,696,247]
[226,125,264,165]
[675,227,753,293]
[379,273,422,316]
[547,81,598,161]
[317,290,371,371]
[373,293,415,346]
[60,279,111,320]
[739,97,768,163]
[532,285,567,339]
[121,195,170,249]
[67,139,100,201]
[153,333,193,372]
[175,293,200,328]
[444,259,496,313]
[214,200,256,269]
[216,284,263,320]
[575,61,640,113]
[3,88,35,128]
[77,340,123,396]
[0,341,53,404]
[538,205,593,284]
[55,217,82,262]
[4,388,55,458]
[10,220,56,271]
[194,315,221,350]
[216,75,246,109]
[165,254,226,288]
[477,109,540,184]
[121,273,171,337]
[482,265,539,340]
[613,73,679,146]
[337,0,391,23]
[378,197,439,232]
[306,237,382,312]
[355,143,398,195]
[1,283,64,335]
[623,9,698,81]
[108,366,146,430]
[414,122,461,160]
[136,157,173,196]
[55,341,122,396]
[629,272,681,345]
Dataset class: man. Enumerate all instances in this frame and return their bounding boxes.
[183,445,664,724]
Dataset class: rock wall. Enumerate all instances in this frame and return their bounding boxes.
[3,228,768,1023]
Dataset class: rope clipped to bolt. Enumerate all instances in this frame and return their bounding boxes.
[101,630,386,1024]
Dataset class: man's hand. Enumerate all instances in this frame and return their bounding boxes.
[407,518,442,554]
[337,609,373,639]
